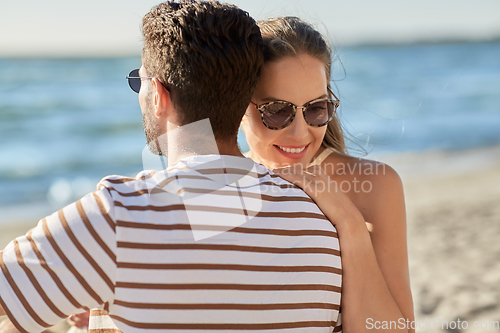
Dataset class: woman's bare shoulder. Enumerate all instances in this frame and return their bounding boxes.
[322,152,400,182]
[322,152,404,221]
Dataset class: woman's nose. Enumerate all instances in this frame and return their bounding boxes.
[284,106,309,139]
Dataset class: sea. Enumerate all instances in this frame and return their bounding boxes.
[1,42,499,221]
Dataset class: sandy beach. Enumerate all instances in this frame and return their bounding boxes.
[376,145,500,332]
[1,145,500,332]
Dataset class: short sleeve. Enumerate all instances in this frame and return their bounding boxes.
[0,187,117,333]
[333,310,342,332]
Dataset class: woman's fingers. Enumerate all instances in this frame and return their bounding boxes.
[67,312,90,328]
[273,165,333,199]
[272,166,306,185]
[273,165,365,229]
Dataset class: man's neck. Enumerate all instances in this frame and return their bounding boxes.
[167,141,244,166]
[157,119,244,166]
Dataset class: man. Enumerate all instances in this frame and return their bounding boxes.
[0,1,341,332]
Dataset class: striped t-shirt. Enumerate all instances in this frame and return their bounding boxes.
[0,154,342,332]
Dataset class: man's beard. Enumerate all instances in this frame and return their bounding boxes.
[142,103,165,156]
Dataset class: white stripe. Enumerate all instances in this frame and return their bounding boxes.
[110,304,339,325]
[64,200,116,277]
[117,267,341,286]
[15,235,77,314]
[118,248,339,267]
[82,190,118,251]
[0,265,45,332]
[89,314,119,330]
[115,288,341,306]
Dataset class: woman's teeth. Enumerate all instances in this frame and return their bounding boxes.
[277,145,306,153]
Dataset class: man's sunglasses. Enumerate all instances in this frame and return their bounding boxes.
[251,89,340,130]
[126,69,170,93]
[126,69,153,93]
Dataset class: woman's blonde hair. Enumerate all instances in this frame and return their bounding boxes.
[257,17,347,154]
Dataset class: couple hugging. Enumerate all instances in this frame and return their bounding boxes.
[0,1,414,332]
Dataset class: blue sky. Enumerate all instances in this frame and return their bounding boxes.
[1,0,499,57]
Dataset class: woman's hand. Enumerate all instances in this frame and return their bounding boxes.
[273,165,365,233]
[67,311,90,328]
[273,164,410,332]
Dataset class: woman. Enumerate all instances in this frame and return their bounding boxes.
[240,17,415,332]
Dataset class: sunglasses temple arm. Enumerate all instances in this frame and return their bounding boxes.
[327,87,340,102]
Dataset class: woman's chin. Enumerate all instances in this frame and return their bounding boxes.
[272,159,310,170]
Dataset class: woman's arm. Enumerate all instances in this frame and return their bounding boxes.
[362,164,415,332]
[0,318,22,333]
[273,165,413,332]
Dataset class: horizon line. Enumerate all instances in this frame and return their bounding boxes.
[1,37,498,60]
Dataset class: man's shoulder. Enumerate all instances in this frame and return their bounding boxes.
[92,158,309,205]
[97,170,159,191]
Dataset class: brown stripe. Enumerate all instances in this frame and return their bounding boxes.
[199,224,338,238]
[109,315,336,330]
[333,323,343,332]
[116,221,191,230]
[106,178,300,199]
[180,165,280,179]
[0,293,29,333]
[116,220,338,238]
[108,188,149,197]
[41,216,105,305]
[113,201,185,212]
[116,262,342,274]
[26,229,87,310]
[101,171,157,184]
[166,166,286,181]
[58,209,114,292]
[185,205,327,220]
[113,300,340,311]
[114,201,327,220]
[92,192,116,233]
[0,252,51,328]
[98,167,294,190]
[182,204,260,216]
[109,185,312,205]
[197,167,260,177]
[115,282,341,293]
[183,189,313,203]
[212,179,299,189]
[117,241,340,256]
[90,309,109,316]
[103,178,137,184]
[13,239,68,318]
[254,210,328,220]
[76,199,116,262]
[156,174,208,189]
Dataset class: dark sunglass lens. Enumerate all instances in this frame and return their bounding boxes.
[262,103,294,129]
[128,69,141,93]
[305,100,334,126]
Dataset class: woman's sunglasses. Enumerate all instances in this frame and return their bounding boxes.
[251,90,340,130]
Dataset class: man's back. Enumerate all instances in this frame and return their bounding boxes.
[0,1,343,332]
[0,155,341,332]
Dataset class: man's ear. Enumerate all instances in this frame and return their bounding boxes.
[240,104,252,127]
[151,78,171,118]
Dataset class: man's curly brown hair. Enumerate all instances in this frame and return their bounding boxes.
[141,0,264,142]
